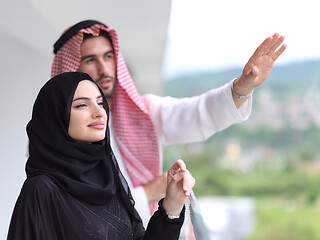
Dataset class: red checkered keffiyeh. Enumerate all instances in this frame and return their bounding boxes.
[51,24,161,200]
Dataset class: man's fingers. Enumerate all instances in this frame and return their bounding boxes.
[252,35,273,57]
[169,159,186,174]
[267,34,285,56]
[170,169,187,182]
[170,170,195,193]
[243,63,259,78]
[252,33,285,58]
[272,43,287,61]
[262,33,280,55]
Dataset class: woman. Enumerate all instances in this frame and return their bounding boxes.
[7,72,195,240]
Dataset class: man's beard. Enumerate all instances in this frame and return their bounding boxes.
[95,75,116,98]
[104,84,116,98]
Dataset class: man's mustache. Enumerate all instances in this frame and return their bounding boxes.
[96,75,115,82]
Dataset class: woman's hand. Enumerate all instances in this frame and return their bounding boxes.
[162,159,195,216]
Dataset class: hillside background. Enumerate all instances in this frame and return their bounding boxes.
[163,59,320,239]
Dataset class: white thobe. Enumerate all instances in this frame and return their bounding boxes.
[109,80,252,227]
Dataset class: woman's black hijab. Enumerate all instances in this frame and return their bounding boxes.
[26,72,138,222]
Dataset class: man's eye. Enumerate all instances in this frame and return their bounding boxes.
[85,58,94,63]
[104,54,113,60]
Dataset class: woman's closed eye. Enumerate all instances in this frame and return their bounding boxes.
[98,101,104,107]
[74,103,87,109]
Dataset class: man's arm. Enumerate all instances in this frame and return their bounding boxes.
[147,82,251,145]
[130,173,167,228]
[145,33,286,145]
[232,33,286,108]
[144,172,168,204]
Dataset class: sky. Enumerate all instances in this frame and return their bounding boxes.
[163,0,320,78]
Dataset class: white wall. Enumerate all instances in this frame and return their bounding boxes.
[0,31,53,238]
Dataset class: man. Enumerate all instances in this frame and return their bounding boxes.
[52,20,286,226]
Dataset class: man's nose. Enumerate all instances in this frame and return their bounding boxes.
[97,59,108,76]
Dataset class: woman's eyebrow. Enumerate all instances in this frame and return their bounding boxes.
[72,97,89,102]
[73,95,103,102]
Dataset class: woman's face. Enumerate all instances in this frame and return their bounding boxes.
[68,80,108,144]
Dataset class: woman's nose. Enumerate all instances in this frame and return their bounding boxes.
[92,104,105,118]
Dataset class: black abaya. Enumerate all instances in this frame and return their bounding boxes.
[8,175,185,239]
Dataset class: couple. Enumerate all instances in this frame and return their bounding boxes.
[7,19,286,239]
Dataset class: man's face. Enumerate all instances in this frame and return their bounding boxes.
[78,36,116,98]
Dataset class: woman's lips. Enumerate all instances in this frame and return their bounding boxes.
[87,121,105,129]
